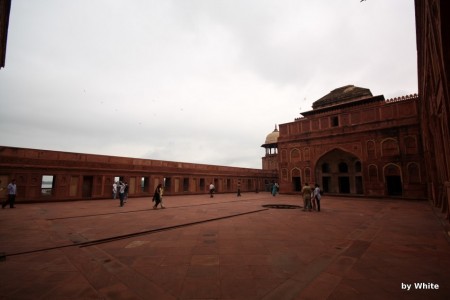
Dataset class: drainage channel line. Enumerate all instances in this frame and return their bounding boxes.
[79,208,268,247]
[2,208,269,258]
[46,199,258,221]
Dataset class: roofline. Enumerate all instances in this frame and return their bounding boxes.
[300,95,385,117]
[261,143,278,148]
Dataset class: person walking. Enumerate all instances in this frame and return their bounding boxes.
[2,179,17,209]
[301,182,312,212]
[158,184,165,209]
[311,184,317,211]
[209,182,215,198]
[237,183,241,197]
[118,181,126,207]
[112,181,117,199]
[124,181,129,203]
[272,182,279,196]
[153,183,163,209]
[313,183,322,212]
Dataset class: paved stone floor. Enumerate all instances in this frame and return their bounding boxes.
[1,193,449,300]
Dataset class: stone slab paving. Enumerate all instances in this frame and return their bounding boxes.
[1,193,449,299]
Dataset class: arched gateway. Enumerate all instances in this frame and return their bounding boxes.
[315,148,363,195]
[273,85,426,199]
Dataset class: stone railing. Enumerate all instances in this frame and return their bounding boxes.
[385,93,418,103]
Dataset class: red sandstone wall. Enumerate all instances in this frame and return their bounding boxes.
[277,97,427,199]
[415,0,450,219]
[0,146,276,203]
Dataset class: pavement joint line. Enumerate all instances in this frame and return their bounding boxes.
[1,208,269,258]
[262,247,350,300]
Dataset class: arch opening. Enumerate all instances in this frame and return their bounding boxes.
[315,148,363,195]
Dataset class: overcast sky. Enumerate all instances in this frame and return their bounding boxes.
[0,0,417,169]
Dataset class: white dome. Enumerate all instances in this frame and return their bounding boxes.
[265,125,279,144]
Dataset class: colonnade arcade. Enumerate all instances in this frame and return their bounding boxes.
[281,148,408,197]
[315,149,364,195]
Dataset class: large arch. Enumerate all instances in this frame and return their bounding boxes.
[315,148,363,195]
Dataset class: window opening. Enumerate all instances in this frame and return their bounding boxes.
[331,116,339,127]
[183,178,189,192]
[141,177,149,192]
[338,162,348,173]
[41,175,54,196]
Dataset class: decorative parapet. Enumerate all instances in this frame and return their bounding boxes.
[294,93,418,121]
[385,93,418,103]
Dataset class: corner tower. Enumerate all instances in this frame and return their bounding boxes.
[261,125,279,171]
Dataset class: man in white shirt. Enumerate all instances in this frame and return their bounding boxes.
[2,179,17,209]
[313,184,322,212]
[209,183,215,198]
[112,182,117,199]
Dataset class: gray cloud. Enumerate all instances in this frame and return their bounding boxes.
[0,0,417,168]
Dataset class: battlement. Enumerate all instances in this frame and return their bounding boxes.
[385,93,418,103]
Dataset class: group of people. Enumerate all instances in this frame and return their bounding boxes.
[112,180,165,209]
[1,179,17,209]
[3,178,321,212]
[112,181,129,207]
[301,182,322,212]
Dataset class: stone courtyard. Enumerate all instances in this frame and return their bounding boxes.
[1,193,449,299]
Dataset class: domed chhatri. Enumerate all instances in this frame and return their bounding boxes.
[261,125,279,171]
[264,125,279,145]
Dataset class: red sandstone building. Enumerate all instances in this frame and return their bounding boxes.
[262,86,426,199]
[0,147,276,202]
[415,0,450,221]
[1,1,449,222]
